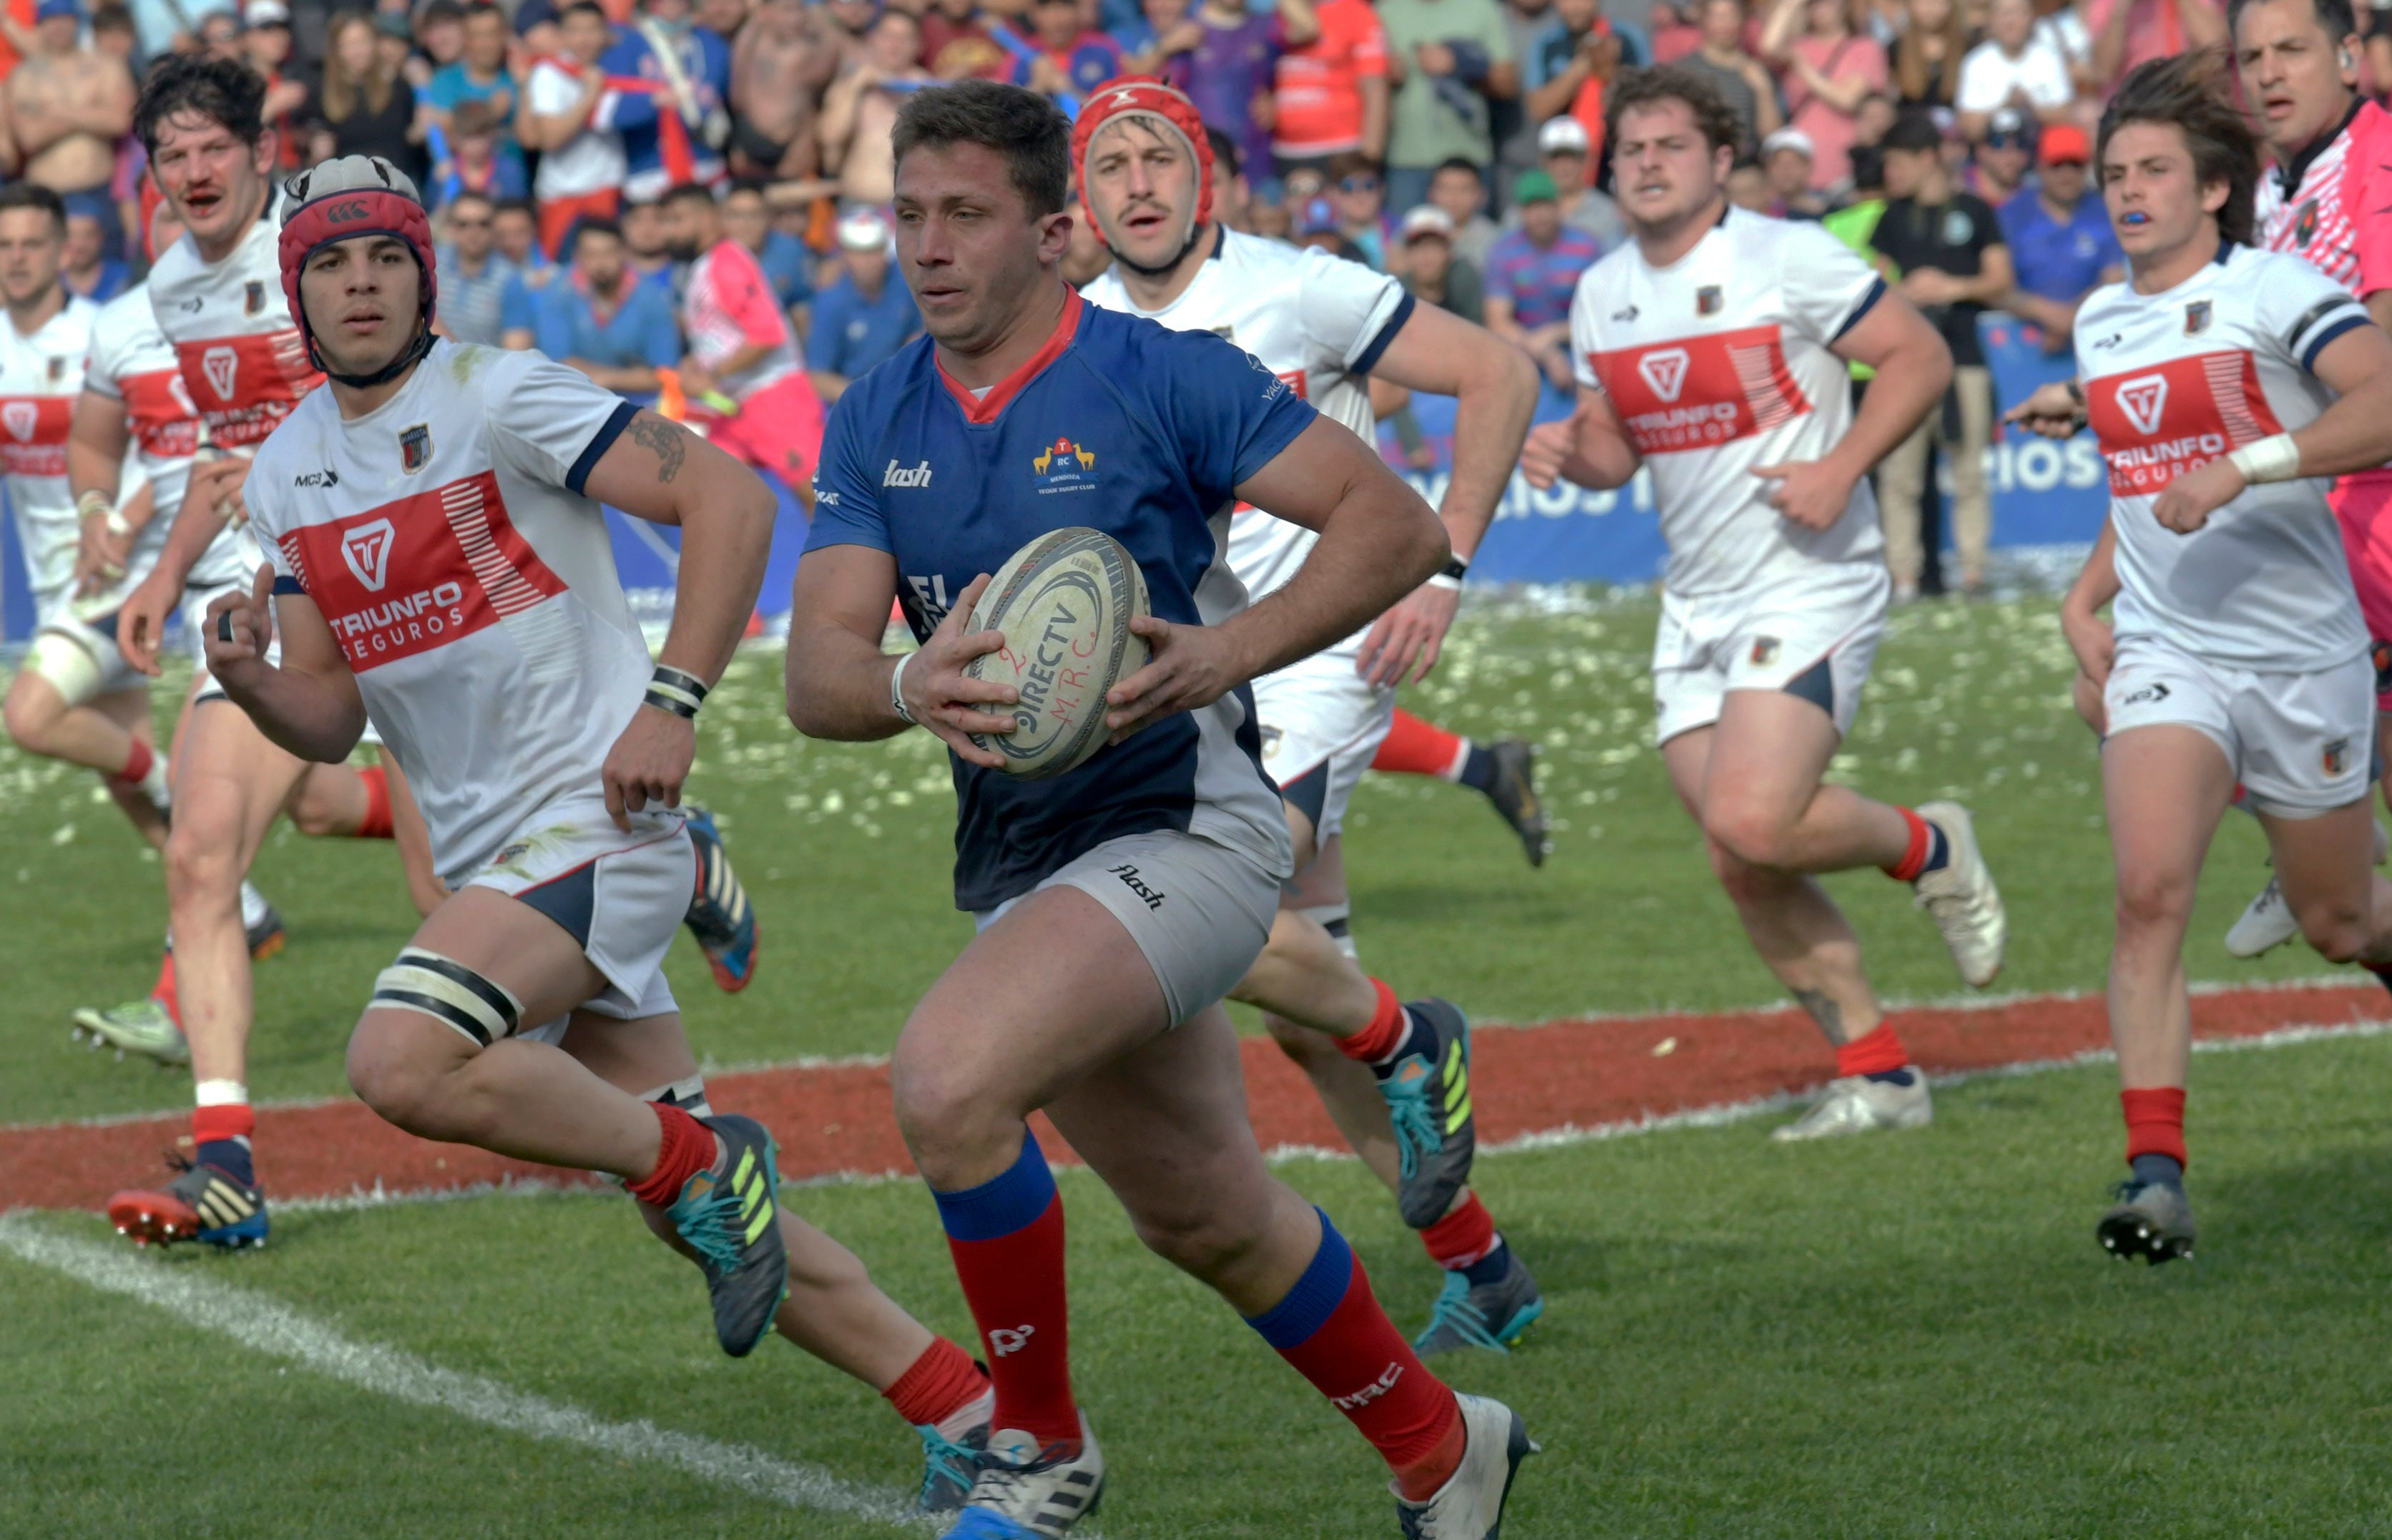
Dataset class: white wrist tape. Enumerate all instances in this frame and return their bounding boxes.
[890,651,916,725]
[2227,433,2302,485]
[104,509,133,539]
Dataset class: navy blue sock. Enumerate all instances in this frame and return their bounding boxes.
[1864,1067,1916,1087]
[1918,822,1951,875]
[1457,743,1496,793]
[197,1137,254,1187]
[1366,1005,1433,1078]
[2130,1152,2185,1189]
[1460,1237,1511,1288]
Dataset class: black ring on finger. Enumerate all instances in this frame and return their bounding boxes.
[217,612,234,644]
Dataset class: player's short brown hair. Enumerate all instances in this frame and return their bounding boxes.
[892,81,1071,220]
[2097,49,2260,247]
[1604,65,1745,158]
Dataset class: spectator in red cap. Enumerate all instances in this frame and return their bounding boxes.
[1995,119,2119,356]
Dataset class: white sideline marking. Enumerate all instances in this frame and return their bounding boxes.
[0,1218,940,1534]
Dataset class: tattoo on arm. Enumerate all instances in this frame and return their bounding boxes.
[628,412,687,484]
[1792,987,1848,1045]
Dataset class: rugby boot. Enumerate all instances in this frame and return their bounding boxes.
[107,1153,267,1249]
[1479,740,1548,868]
[1413,1252,1545,1356]
[1381,999,1477,1228]
[681,808,758,992]
[662,1113,788,1355]
[71,998,188,1066]
[1911,801,2005,987]
[2099,1177,2197,1265]
[1393,1394,1536,1540]
[940,1414,1104,1539]
[918,1414,994,1514]
[2229,823,2384,958]
[246,898,286,961]
[1771,1071,1932,1142]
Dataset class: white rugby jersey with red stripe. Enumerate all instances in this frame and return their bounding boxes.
[0,293,97,615]
[245,340,650,884]
[2074,242,2370,670]
[81,282,242,599]
[146,210,323,453]
[1568,207,1887,597]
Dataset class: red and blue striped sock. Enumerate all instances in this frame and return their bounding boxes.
[1245,1209,1463,1500]
[932,1128,1079,1448]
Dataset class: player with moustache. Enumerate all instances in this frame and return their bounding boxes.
[1073,78,1550,1357]
[200,154,1011,1513]
[1524,66,2010,1142]
[2009,52,2392,1262]
[785,79,1533,1540]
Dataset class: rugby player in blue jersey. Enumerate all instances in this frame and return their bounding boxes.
[785,79,1534,1540]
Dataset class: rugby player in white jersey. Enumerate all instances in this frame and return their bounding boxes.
[1521,64,2009,1141]
[2006,52,2392,1262]
[1074,79,1549,1355]
[198,155,1004,1511]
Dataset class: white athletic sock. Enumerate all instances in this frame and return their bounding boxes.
[139,753,171,816]
[935,1385,995,1444]
[239,882,270,930]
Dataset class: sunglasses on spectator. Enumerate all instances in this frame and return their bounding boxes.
[1338,175,1380,194]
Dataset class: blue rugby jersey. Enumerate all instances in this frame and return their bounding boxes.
[805,288,1312,911]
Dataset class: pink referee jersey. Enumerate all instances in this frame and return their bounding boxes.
[683,237,823,484]
[2258,98,2392,705]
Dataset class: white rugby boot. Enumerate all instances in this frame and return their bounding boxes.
[1911,801,2006,988]
[939,1413,1103,1539]
[1771,1070,1933,1142]
[1393,1394,1536,1539]
[2227,822,2387,958]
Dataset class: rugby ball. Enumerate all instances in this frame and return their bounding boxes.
[962,527,1152,779]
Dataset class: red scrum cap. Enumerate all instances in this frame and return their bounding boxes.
[1072,77,1214,257]
[277,155,438,384]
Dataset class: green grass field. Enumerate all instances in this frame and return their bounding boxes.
[6,595,2390,1538]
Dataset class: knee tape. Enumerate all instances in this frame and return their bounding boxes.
[1298,901,1358,960]
[24,624,109,711]
[371,948,524,1047]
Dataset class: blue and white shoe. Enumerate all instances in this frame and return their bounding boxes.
[682,808,758,992]
[917,1395,994,1512]
[1413,1254,1544,1356]
[939,1414,1103,1538]
[1394,1394,1536,1539]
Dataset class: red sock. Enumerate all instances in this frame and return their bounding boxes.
[191,1101,254,1146]
[1418,1192,1499,1269]
[1337,979,1407,1063]
[117,737,154,785]
[883,1335,989,1430]
[1371,708,1469,779]
[1248,1216,1461,1498]
[934,1133,1079,1446]
[353,765,394,840]
[1835,1024,1908,1078]
[151,950,178,1024]
[2121,1087,2188,1167]
[627,1103,716,1206]
[1883,806,1931,882]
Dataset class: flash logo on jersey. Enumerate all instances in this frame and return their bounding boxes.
[202,345,238,400]
[1638,348,1690,403]
[341,517,396,590]
[401,423,431,473]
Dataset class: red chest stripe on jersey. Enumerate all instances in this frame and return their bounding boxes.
[2087,350,2285,496]
[1589,325,1810,455]
[119,367,199,459]
[276,471,567,672]
[0,393,75,475]
[174,330,323,448]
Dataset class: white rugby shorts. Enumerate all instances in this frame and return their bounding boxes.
[974,829,1280,1027]
[1254,651,1396,842]
[461,800,695,1039]
[1652,561,1888,745]
[2104,634,2376,818]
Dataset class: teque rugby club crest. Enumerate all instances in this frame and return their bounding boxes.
[245,280,268,315]
[400,423,432,473]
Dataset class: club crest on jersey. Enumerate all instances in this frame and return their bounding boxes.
[244,280,267,316]
[2295,199,2319,247]
[2325,737,2352,776]
[1637,347,1690,403]
[2185,300,2211,336]
[1749,636,1780,666]
[1,401,36,442]
[1031,436,1096,493]
[46,355,63,382]
[340,516,397,592]
[201,345,238,401]
[1696,286,1723,316]
[2115,374,2168,436]
[399,423,431,473]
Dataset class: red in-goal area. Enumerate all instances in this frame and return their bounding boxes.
[5,983,2385,1213]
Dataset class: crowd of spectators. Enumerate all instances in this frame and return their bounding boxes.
[0,0,2359,582]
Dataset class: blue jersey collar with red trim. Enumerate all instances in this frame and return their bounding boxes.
[937,286,1084,425]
